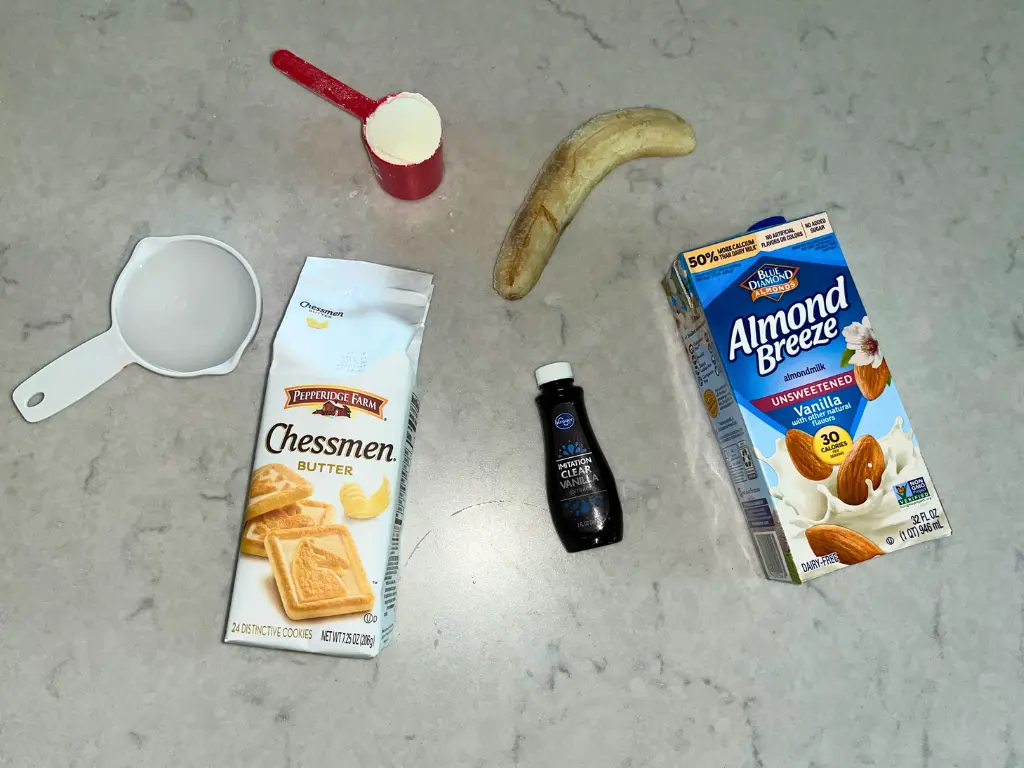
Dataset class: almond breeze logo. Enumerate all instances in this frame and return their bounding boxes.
[740,264,800,302]
[729,275,849,375]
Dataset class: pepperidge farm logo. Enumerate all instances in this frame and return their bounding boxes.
[740,264,800,302]
[284,386,388,419]
[893,477,931,506]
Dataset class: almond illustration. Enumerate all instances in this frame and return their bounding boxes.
[836,435,885,505]
[785,429,832,481]
[805,524,884,565]
[854,358,889,401]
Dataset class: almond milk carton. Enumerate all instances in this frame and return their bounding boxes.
[663,213,950,582]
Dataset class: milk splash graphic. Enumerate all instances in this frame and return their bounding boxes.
[757,417,928,547]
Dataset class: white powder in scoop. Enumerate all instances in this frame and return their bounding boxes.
[363,92,441,166]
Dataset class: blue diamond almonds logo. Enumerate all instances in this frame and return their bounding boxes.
[740,263,800,302]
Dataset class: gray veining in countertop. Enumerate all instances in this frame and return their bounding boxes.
[2,0,1023,765]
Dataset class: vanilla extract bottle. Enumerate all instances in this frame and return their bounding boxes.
[535,362,623,552]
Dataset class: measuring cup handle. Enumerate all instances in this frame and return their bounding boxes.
[13,329,132,423]
[271,49,380,120]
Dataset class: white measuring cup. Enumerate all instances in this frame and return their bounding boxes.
[13,235,261,423]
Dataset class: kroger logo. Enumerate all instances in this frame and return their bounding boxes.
[554,413,575,430]
[740,263,800,302]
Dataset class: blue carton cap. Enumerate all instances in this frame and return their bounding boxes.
[747,216,787,232]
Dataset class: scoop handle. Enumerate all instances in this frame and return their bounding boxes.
[271,49,380,121]
[13,329,133,423]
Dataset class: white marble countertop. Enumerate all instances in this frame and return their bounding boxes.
[2,0,1023,765]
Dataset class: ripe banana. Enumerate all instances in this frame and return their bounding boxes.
[493,107,696,300]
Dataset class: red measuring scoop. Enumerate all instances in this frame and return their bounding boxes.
[272,49,444,201]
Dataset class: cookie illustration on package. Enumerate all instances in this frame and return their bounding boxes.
[266,525,374,620]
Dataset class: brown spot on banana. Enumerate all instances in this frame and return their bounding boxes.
[493,107,696,300]
[538,204,558,232]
